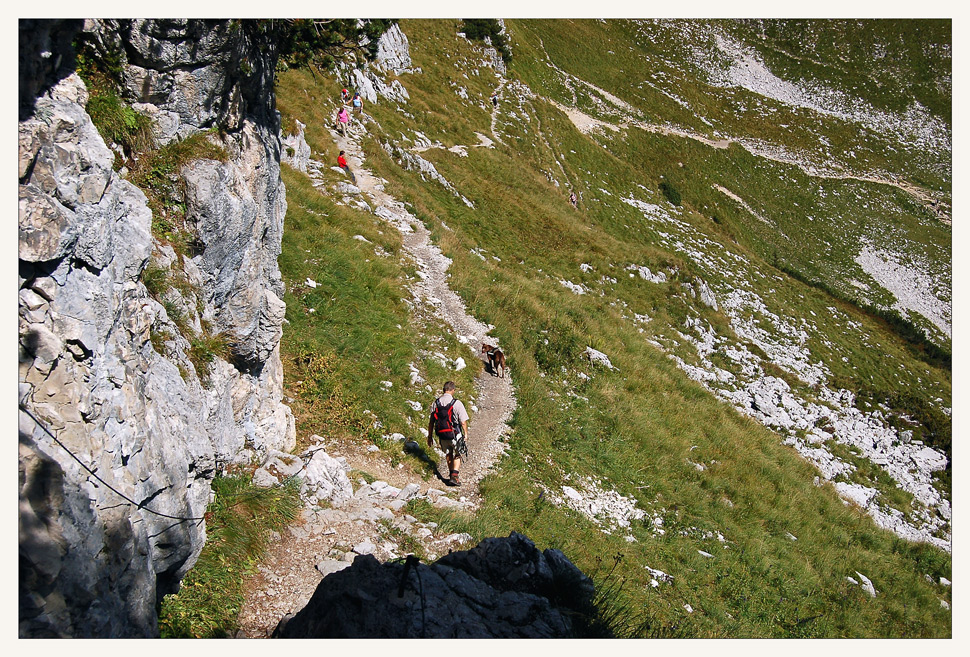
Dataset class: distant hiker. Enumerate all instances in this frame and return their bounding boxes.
[569,191,578,208]
[491,92,499,108]
[352,92,363,115]
[340,87,351,104]
[337,150,356,185]
[427,381,469,487]
[337,107,350,136]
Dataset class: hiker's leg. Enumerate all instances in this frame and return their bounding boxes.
[452,454,462,472]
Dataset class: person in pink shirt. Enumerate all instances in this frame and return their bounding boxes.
[336,106,350,136]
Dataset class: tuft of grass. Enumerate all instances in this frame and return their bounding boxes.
[86,90,156,158]
[129,131,228,248]
[188,329,232,383]
[377,518,429,561]
[141,262,170,298]
[158,475,301,638]
[149,325,172,356]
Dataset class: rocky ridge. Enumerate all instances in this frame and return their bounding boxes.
[19,19,293,637]
[272,532,596,638]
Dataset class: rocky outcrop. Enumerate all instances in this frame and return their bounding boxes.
[82,19,278,143]
[373,23,412,74]
[281,120,311,173]
[343,23,413,106]
[272,532,599,638]
[19,19,293,637]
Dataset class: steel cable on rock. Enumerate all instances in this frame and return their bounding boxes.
[19,404,206,525]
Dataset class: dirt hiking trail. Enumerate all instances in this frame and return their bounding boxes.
[238,118,516,637]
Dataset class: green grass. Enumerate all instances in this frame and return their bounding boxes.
[270,18,951,637]
[188,328,232,383]
[158,475,300,638]
[277,164,479,456]
[85,88,155,159]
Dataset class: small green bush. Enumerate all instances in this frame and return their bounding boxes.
[659,180,681,206]
[189,331,232,383]
[86,90,155,158]
[461,19,512,63]
[141,263,169,298]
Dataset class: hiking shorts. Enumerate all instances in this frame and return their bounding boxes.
[436,435,455,452]
[437,434,468,458]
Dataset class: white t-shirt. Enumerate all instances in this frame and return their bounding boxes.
[430,393,469,426]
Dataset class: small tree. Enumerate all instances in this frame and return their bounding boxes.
[659,180,681,206]
[461,19,511,63]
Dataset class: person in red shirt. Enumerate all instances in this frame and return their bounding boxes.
[337,150,356,185]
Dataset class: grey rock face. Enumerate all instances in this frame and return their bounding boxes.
[280,120,311,173]
[374,23,412,74]
[19,19,292,637]
[19,19,84,120]
[183,120,288,372]
[273,532,598,638]
[484,46,507,76]
[348,68,410,105]
[84,19,278,135]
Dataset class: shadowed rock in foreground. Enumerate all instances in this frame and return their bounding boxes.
[273,532,599,638]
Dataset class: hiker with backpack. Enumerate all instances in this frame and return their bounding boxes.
[352,91,364,115]
[427,381,469,486]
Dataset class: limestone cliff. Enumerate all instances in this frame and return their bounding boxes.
[19,19,293,637]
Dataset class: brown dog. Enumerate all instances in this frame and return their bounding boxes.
[481,343,507,378]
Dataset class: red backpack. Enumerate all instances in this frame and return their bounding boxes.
[432,398,459,438]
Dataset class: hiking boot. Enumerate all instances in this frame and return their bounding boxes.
[449,471,461,487]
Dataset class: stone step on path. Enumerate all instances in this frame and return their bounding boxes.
[238,446,476,637]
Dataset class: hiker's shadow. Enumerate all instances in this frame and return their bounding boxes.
[403,440,451,486]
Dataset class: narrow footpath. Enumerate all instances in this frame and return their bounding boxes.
[237,117,516,637]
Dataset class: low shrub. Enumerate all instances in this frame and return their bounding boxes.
[461,19,512,63]
[85,90,155,159]
[659,180,681,206]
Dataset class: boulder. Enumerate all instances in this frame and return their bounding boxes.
[300,450,354,507]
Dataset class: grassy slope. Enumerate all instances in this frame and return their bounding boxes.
[512,19,952,353]
[273,18,950,637]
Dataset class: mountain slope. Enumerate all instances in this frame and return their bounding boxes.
[270,18,950,637]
